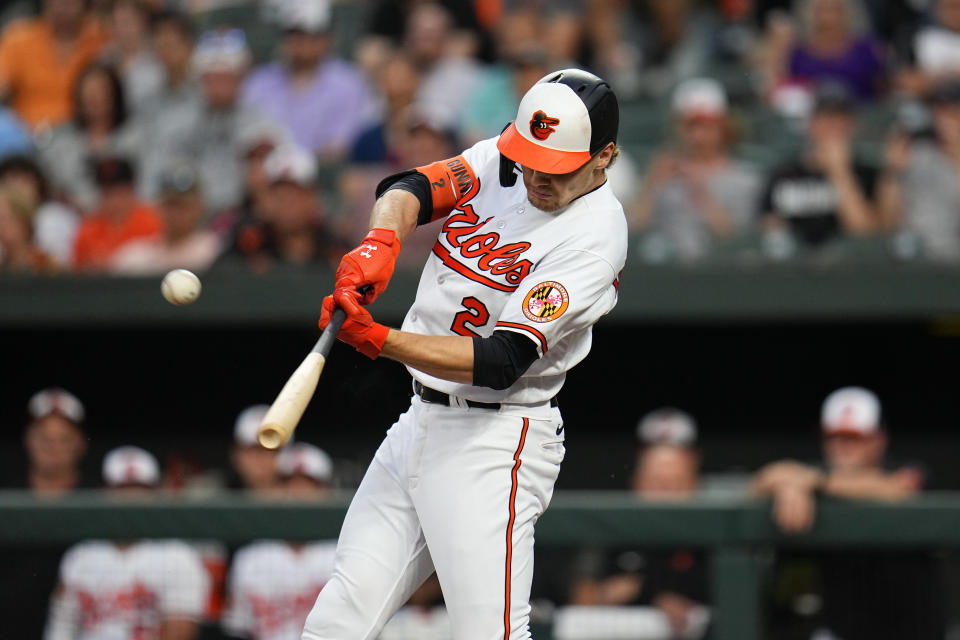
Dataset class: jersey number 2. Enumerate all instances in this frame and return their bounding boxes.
[451,296,490,337]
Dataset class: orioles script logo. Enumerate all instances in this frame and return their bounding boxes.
[434,204,533,291]
[529,110,560,141]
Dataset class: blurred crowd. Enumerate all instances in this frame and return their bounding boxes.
[2,0,960,274]
[7,383,951,640]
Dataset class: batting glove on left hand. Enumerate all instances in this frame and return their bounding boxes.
[319,288,389,359]
[334,228,401,305]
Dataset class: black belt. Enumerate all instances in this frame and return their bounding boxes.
[414,380,557,410]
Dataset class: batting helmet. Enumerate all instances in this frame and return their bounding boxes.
[497,68,619,174]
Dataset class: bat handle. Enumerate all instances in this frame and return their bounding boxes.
[314,307,346,357]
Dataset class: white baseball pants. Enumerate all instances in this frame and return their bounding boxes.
[302,395,565,640]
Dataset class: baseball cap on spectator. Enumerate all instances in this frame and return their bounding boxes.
[636,408,698,447]
[812,81,856,114]
[93,156,135,186]
[239,122,286,160]
[28,387,85,424]
[264,145,317,187]
[672,78,728,120]
[234,404,271,447]
[277,0,332,34]
[821,386,881,437]
[159,162,202,197]
[276,443,333,483]
[102,445,161,487]
[193,29,251,74]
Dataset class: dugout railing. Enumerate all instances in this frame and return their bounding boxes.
[4,491,960,640]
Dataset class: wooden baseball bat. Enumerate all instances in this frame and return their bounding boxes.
[257,308,346,450]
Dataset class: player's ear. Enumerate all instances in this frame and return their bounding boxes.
[595,143,617,171]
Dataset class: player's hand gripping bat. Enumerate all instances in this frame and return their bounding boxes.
[257,307,346,449]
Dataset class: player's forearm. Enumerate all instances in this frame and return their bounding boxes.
[380,330,474,383]
[369,189,421,243]
[822,471,919,501]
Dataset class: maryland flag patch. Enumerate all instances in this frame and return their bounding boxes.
[523,281,569,323]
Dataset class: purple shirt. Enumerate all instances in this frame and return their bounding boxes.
[789,37,885,101]
[241,59,372,154]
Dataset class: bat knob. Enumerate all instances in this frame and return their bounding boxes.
[257,425,286,450]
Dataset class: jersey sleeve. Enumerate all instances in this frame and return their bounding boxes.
[414,136,499,223]
[494,248,620,357]
[158,544,210,620]
[415,155,480,224]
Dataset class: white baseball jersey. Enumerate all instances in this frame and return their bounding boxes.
[303,135,626,640]
[222,540,337,640]
[402,136,627,404]
[45,540,210,640]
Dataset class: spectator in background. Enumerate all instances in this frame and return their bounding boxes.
[19,388,90,494]
[461,41,551,146]
[349,52,421,166]
[564,408,709,640]
[0,154,79,267]
[222,443,337,640]
[38,63,140,212]
[100,0,164,113]
[209,122,288,240]
[0,186,55,272]
[407,3,482,133]
[757,0,885,105]
[218,145,343,272]
[879,79,960,260]
[631,78,760,262]
[242,0,373,162]
[111,161,220,274]
[72,156,163,271]
[45,445,210,640]
[145,28,277,213]
[0,105,32,157]
[229,405,281,494]
[0,0,109,130]
[753,387,943,640]
[587,0,717,100]
[137,10,199,200]
[896,0,960,97]
[356,0,485,76]
[760,82,879,252]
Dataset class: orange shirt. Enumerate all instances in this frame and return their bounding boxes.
[73,203,163,270]
[0,17,108,129]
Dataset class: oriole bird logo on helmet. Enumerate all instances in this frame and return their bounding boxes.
[529,110,560,141]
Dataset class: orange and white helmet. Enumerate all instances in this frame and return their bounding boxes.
[497,68,619,174]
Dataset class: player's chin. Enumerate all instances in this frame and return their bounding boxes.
[527,193,560,212]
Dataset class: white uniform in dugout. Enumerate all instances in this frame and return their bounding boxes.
[44,540,210,640]
[304,69,626,640]
[224,541,337,640]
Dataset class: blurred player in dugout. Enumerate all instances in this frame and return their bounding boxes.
[45,445,210,640]
[753,386,945,640]
[223,443,337,640]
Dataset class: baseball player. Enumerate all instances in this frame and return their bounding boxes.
[305,68,625,639]
[223,444,337,640]
[45,446,210,640]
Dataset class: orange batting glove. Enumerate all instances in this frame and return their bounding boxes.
[334,228,401,305]
[319,288,389,359]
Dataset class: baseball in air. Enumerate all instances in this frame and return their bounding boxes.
[161,269,201,305]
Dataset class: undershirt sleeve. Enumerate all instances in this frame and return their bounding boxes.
[472,330,540,390]
[376,170,434,226]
